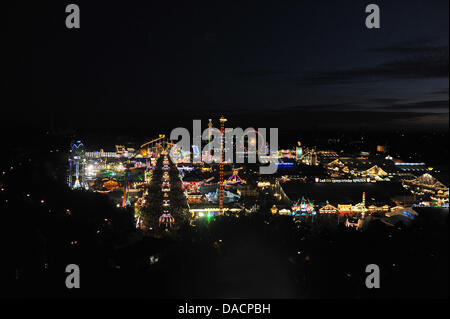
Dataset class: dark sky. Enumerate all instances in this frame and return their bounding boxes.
[6,0,449,130]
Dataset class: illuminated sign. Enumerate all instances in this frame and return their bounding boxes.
[276,162,294,167]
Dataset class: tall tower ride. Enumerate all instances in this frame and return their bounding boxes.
[208,119,213,142]
[219,115,227,214]
[68,140,86,189]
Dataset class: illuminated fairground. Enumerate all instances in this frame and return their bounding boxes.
[66,116,449,236]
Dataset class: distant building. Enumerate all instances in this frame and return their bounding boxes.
[319,203,338,214]
[237,185,258,197]
[363,165,388,178]
[377,145,387,153]
[403,173,448,201]
[338,204,352,214]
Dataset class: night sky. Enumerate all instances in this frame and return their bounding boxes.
[5,0,449,130]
